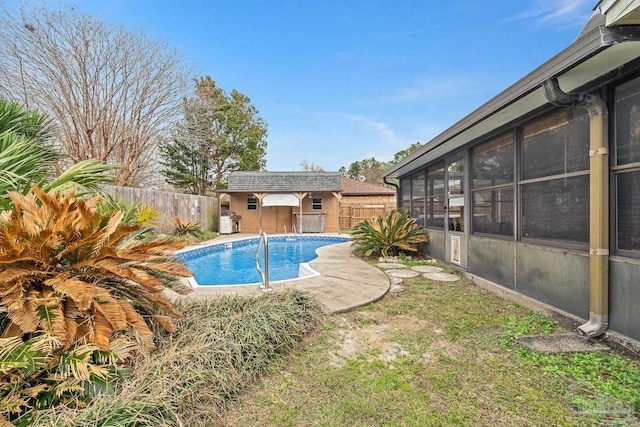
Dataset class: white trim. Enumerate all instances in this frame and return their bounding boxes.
[262,193,299,207]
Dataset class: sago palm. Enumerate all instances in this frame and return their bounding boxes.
[0,184,193,352]
[351,209,429,257]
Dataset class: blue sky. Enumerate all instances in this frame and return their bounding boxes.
[49,0,594,171]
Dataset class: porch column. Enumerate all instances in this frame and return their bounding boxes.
[332,192,342,234]
[294,193,307,233]
[254,193,266,234]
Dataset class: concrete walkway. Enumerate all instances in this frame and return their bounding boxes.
[180,235,391,314]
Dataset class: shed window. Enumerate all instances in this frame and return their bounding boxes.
[614,76,640,255]
[312,198,322,210]
[471,133,514,236]
[247,197,257,210]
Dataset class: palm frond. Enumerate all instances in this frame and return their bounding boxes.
[42,159,116,197]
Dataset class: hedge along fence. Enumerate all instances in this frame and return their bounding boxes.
[102,185,219,233]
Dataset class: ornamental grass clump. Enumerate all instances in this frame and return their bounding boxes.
[30,290,325,427]
[351,208,429,258]
[0,184,192,424]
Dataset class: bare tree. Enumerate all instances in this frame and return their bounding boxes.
[300,160,325,171]
[0,3,190,185]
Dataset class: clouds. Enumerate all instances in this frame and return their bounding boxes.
[509,0,593,28]
[382,74,500,104]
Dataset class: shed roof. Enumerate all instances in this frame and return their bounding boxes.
[340,177,396,196]
[226,171,342,193]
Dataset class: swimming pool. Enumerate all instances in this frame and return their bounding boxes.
[177,235,351,286]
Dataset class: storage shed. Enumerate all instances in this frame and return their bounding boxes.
[218,171,342,234]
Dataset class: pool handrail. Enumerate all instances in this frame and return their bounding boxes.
[255,232,272,292]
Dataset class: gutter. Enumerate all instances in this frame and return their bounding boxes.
[382,177,400,208]
[542,78,609,338]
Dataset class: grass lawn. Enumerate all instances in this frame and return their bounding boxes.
[222,263,640,426]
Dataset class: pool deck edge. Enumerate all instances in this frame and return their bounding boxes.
[174,234,391,314]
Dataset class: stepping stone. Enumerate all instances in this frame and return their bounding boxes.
[389,276,404,285]
[389,284,405,293]
[410,265,443,273]
[423,272,460,282]
[377,262,406,269]
[385,269,420,278]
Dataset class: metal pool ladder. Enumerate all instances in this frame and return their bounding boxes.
[255,232,272,292]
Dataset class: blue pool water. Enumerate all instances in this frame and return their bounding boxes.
[177,235,350,286]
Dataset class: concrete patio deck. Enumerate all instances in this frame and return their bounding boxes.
[178,233,391,314]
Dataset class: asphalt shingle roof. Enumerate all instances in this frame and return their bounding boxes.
[227,171,342,192]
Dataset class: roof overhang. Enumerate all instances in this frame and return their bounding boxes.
[383,25,640,179]
[597,0,640,25]
[219,188,341,193]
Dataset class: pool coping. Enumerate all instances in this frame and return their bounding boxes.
[175,233,391,314]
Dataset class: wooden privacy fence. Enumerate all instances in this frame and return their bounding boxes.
[340,204,391,229]
[102,185,218,234]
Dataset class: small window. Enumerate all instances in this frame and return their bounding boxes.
[312,198,322,210]
[247,197,257,210]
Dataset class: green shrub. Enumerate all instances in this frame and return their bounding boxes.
[172,216,203,237]
[351,209,428,257]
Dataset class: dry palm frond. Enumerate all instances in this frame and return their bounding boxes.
[0,183,192,352]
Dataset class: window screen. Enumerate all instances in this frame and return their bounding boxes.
[473,188,514,236]
[617,170,640,252]
[615,77,640,166]
[411,171,425,225]
[425,163,445,228]
[472,133,514,188]
[522,109,590,180]
[471,134,514,236]
[400,177,411,211]
[614,76,640,255]
[521,176,589,244]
